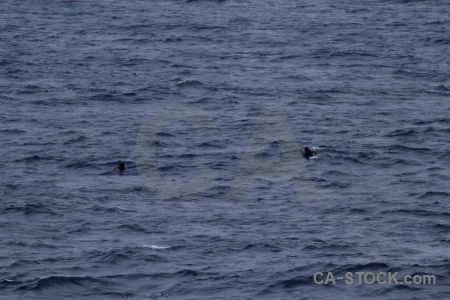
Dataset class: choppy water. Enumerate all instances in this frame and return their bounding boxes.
[1,0,449,299]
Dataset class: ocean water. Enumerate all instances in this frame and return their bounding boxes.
[1,0,449,299]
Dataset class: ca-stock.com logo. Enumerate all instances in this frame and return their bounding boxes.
[136,104,319,201]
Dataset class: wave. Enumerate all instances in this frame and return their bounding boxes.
[330,155,362,164]
[6,259,41,269]
[142,245,171,250]
[177,79,204,87]
[0,279,20,289]
[378,158,422,167]
[90,93,122,101]
[64,135,88,145]
[385,128,419,137]
[116,224,149,233]
[85,247,166,265]
[63,161,101,170]
[335,262,390,273]
[393,69,433,78]
[14,155,53,163]
[0,128,26,134]
[386,144,432,153]
[17,275,108,292]
[243,243,282,252]
[174,269,200,277]
[413,117,450,125]
[380,208,450,217]
[303,242,355,251]
[419,191,450,199]
[0,59,11,66]
[431,224,450,231]
[186,0,227,3]
[264,276,312,290]
[91,205,133,213]
[319,181,351,189]
[2,203,58,216]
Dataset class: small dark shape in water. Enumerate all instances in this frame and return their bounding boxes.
[303,147,315,159]
[118,162,125,171]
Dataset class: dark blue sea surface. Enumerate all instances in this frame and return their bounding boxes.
[1,0,450,299]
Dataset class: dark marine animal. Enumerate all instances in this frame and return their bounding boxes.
[303,147,315,159]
